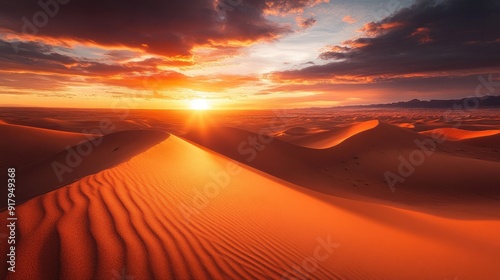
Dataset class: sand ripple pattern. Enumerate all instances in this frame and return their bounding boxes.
[1,136,343,280]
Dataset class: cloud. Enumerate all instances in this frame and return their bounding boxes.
[0,0,298,58]
[0,0,332,102]
[0,71,77,91]
[296,16,317,29]
[342,15,356,24]
[0,39,157,76]
[410,27,432,44]
[0,35,263,96]
[271,0,500,82]
[359,21,404,36]
[0,0,330,92]
[264,0,329,15]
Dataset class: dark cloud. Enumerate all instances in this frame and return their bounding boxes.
[297,16,317,29]
[272,0,500,81]
[0,40,71,63]
[0,39,77,72]
[0,39,159,76]
[0,0,323,57]
[264,0,327,15]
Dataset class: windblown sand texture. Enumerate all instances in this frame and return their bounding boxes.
[1,108,499,280]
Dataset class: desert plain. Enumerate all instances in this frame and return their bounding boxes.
[0,107,499,280]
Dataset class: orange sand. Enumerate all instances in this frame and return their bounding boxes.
[0,111,499,280]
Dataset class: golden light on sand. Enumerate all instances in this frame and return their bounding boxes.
[189,98,210,110]
[2,108,500,279]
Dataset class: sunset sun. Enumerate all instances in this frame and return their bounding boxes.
[189,99,210,110]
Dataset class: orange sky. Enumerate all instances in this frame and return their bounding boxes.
[0,0,499,109]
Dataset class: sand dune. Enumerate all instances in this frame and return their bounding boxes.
[281,126,316,136]
[0,123,94,169]
[287,120,379,149]
[419,127,500,153]
[183,121,500,218]
[459,134,500,149]
[0,129,168,211]
[420,127,500,141]
[1,108,499,280]
[2,134,499,280]
[396,122,415,128]
[0,111,153,134]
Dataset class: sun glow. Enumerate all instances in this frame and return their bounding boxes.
[189,98,211,110]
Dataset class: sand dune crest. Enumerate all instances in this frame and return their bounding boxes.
[420,127,500,141]
[289,120,380,149]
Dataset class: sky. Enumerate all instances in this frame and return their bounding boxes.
[0,0,499,109]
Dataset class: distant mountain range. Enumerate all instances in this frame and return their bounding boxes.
[359,95,500,108]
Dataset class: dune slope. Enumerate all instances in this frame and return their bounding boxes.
[420,127,500,141]
[0,130,168,210]
[1,135,499,280]
[0,123,94,169]
[459,134,500,149]
[183,121,500,218]
[288,120,379,149]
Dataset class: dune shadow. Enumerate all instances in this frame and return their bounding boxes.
[0,130,169,211]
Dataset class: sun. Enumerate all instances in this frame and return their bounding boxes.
[189,98,210,110]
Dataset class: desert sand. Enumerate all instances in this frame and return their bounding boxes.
[0,108,499,280]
